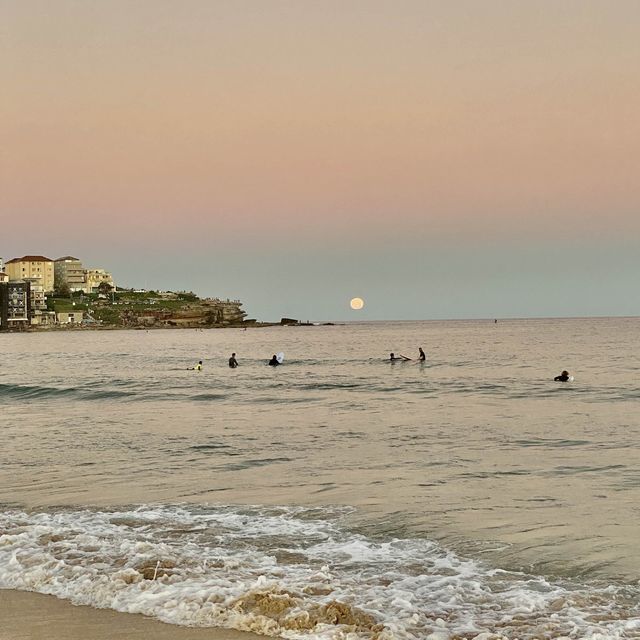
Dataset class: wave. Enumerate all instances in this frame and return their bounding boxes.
[3,375,637,406]
[1,504,638,639]
[0,382,78,400]
[190,393,228,401]
[0,382,137,402]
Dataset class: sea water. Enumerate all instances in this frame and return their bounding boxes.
[1,318,639,638]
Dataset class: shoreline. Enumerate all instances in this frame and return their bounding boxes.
[0,590,263,640]
[0,321,336,333]
[0,323,279,333]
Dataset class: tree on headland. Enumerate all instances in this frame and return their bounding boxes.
[180,292,199,302]
[97,282,113,296]
[54,282,71,297]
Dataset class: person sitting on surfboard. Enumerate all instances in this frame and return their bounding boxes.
[229,353,238,368]
[418,347,426,361]
[190,360,203,371]
[268,355,280,366]
[554,370,571,382]
[389,353,411,361]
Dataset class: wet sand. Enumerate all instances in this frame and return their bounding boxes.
[0,590,262,640]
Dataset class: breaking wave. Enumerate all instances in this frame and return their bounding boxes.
[1,504,639,639]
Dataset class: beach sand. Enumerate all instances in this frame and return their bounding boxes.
[0,590,262,640]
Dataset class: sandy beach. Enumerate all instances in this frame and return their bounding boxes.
[0,590,261,640]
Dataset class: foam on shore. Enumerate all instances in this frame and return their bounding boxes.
[1,504,639,639]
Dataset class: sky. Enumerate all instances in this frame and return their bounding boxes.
[2,0,639,321]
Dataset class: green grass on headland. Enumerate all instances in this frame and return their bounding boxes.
[46,297,88,313]
[44,289,245,328]
[91,307,123,326]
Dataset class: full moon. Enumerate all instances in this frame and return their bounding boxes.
[350,297,364,310]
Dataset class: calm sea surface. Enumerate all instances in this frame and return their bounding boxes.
[1,319,639,638]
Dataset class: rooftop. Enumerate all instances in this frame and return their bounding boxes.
[55,256,80,262]
[6,255,54,264]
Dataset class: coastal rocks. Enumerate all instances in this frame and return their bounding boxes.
[280,317,322,326]
[119,300,247,328]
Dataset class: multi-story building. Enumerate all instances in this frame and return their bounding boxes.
[85,269,115,293]
[5,256,55,292]
[0,272,8,283]
[0,281,31,330]
[22,277,48,325]
[54,256,86,292]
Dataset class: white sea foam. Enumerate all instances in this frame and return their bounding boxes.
[0,504,638,639]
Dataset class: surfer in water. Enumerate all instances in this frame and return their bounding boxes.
[418,347,426,361]
[554,370,571,382]
[268,355,280,366]
[389,353,411,362]
[228,353,238,368]
[190,360,203,371]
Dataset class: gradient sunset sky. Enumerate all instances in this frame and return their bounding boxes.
[3,1,639,320]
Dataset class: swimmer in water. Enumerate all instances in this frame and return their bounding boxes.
[268,355,280,366]
[418,347,426,361]
[389,353,411,362]
[190,360,203,371]
[228,353,238,368]
[554,370,571,382]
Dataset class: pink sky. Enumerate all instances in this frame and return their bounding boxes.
[2,1,639,318]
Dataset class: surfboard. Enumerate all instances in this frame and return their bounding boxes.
[276,352,285,364]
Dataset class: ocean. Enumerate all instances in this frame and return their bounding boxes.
[1,318,639,639]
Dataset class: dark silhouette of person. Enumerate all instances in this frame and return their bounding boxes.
[418,347,426,361]
[268,355,280,366]
[389,353,410,361]
[554,370,571,382]
[190,360,203,371]
[229,353,238,368]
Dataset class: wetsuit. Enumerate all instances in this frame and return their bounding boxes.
[229,357,238,368]
[268,357,279,366]
[554,374,570,381]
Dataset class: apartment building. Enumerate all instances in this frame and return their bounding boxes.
[85,269,115,293]
[0,281,31,330]
[22,277,49,325]
[54,256,86,292]
[5,256,55,292]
